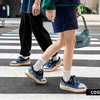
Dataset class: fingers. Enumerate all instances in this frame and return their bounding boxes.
[47,16,55,22]
[32,8,40,16]
[46,16,55,22]
[33,9,40,16]
[46,10,56,22]
[76,10,81,16]
[51,16,55,22]
[32,4,40,16]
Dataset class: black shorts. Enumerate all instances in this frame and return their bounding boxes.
[52,6,78,33]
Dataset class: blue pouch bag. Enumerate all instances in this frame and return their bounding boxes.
[75,15,90,48]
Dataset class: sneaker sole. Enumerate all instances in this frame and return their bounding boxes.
[43,61,63,72]
[60,84,87,93]
[9,61,31,66]
[25,70,47,85]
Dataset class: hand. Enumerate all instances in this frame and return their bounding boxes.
[76,10,81,16]
[32,3,40,16]
[46,10,56,22]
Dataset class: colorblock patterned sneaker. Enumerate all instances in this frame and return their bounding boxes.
[9,56,31,66]
[60,75,87,93]
[25,67,47,84]
[42,57,63,72]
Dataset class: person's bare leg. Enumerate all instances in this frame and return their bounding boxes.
[33,32,65,71]
[41,33,65,61]
[63,30,76,71]
[60,30,87,93]
[62,30,76,82]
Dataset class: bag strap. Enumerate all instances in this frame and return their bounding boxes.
[77,15,87,29]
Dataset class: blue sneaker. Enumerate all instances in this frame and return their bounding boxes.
[9,56,31,66]
[25,67,47,84]
[60,75,87,93]
[42,57,63,72]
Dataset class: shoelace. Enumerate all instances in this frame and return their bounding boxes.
[38,70,43,75]
[16,56,23,62]
[31,67,43,79]
[70,75,80,87]
[48,57,60,64]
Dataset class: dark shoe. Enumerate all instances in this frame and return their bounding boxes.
[25,67,47,84]
[42,57,63,72]
[9,56,31,66]
[60,75,87,93]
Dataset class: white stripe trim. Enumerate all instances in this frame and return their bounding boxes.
[0,94,98,100]
[0,53,100,60]
[0,66,100,78]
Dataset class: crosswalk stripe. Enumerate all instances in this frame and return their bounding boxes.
[0,39,99,43]
[0,66,100,78]
[0,46,100,51]
[0,94,99,100]
[0,40,38,43]
[0,50,100,55]
[1,34,19,36]
[0,53,100,60]
[0,41,99,45]
[0,36,99,41]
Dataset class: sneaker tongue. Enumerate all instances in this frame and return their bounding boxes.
[18,56,25,61]
[49,58,58,64]
[37,70,43,75]
[70,75,80,86]
[37,70,43,79]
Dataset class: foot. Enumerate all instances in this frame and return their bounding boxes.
[9,56,31,66]
[42,57,63,72]
[25,67,47,84]
[60,75,87,93]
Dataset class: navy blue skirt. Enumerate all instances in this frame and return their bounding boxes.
[52,6,78,33]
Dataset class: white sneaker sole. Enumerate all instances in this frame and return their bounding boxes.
[60,83,87,93]
[9,61,31,66]
[25,70,47,85]
[43,61,63,72]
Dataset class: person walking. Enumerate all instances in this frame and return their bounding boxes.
[9,0,63,72]
[25,0,87,93]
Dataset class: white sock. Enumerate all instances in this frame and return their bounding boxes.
[20,55,29,59]
[52,55,59,61]
[33,57,47,71]
[63,69,71,82]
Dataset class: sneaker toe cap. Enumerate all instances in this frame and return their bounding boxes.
[40,77,47,82]
[42,66,52,70]
[79,83,87,89]
[9,61,17,64]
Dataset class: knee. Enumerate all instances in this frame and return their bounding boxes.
[56,40,65,48]
[65,37,76,46]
